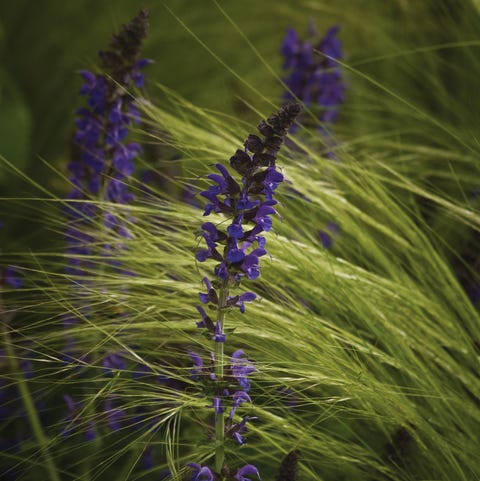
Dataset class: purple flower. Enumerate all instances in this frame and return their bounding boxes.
[227,217,244,239]
[235,464,261,481]
[189,352,204,379]
[226,291,257,313]
[102,352,127,374]
[231,350,256,391]
[3,266,22,289]
[212,321,226,343]
[104,398,126,432]
[188,463,215,481]
[226,238,246,263]
[196,305,215,331]
[252,203,276,232]
[228,416,257,445]
[241,252,264,281]
[113,143,140,176]
[230,391,252,419]
[199,277,218,305]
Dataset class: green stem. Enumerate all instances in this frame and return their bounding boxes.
[1,322,61,481]
[214,279,229,476]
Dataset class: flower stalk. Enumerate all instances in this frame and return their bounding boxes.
[215,281,228,473]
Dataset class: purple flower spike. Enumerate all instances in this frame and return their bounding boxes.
[235,464,261,481]
[65,9,150,293]
[281,22,345,135]
[190,106,301,471]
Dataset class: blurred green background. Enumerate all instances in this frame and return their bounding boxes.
[2,0,479,180]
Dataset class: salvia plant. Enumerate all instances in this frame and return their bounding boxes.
[189,102,301,480]
[280,22,346,248]
[66,7,150,274]
[281,21,345,128]
[62,7,152,453]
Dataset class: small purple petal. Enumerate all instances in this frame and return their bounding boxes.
[212,321,226,343]
[235,464,261,481]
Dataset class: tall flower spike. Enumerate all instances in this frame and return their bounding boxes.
[189,103,301,478]
[281,23,345,124]
[66,7,151,309]
[63,9,152,449]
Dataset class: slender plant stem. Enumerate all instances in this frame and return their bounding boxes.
[1,319,61,481]
[214,279,229,475]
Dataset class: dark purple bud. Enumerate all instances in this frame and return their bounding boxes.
[226,176,242,196]
[276,450,298,481]
[230,149,253,175]
[252,152,276,167]
[244,134,264,153]
[263,135,283,153]
[257,119,275,137]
